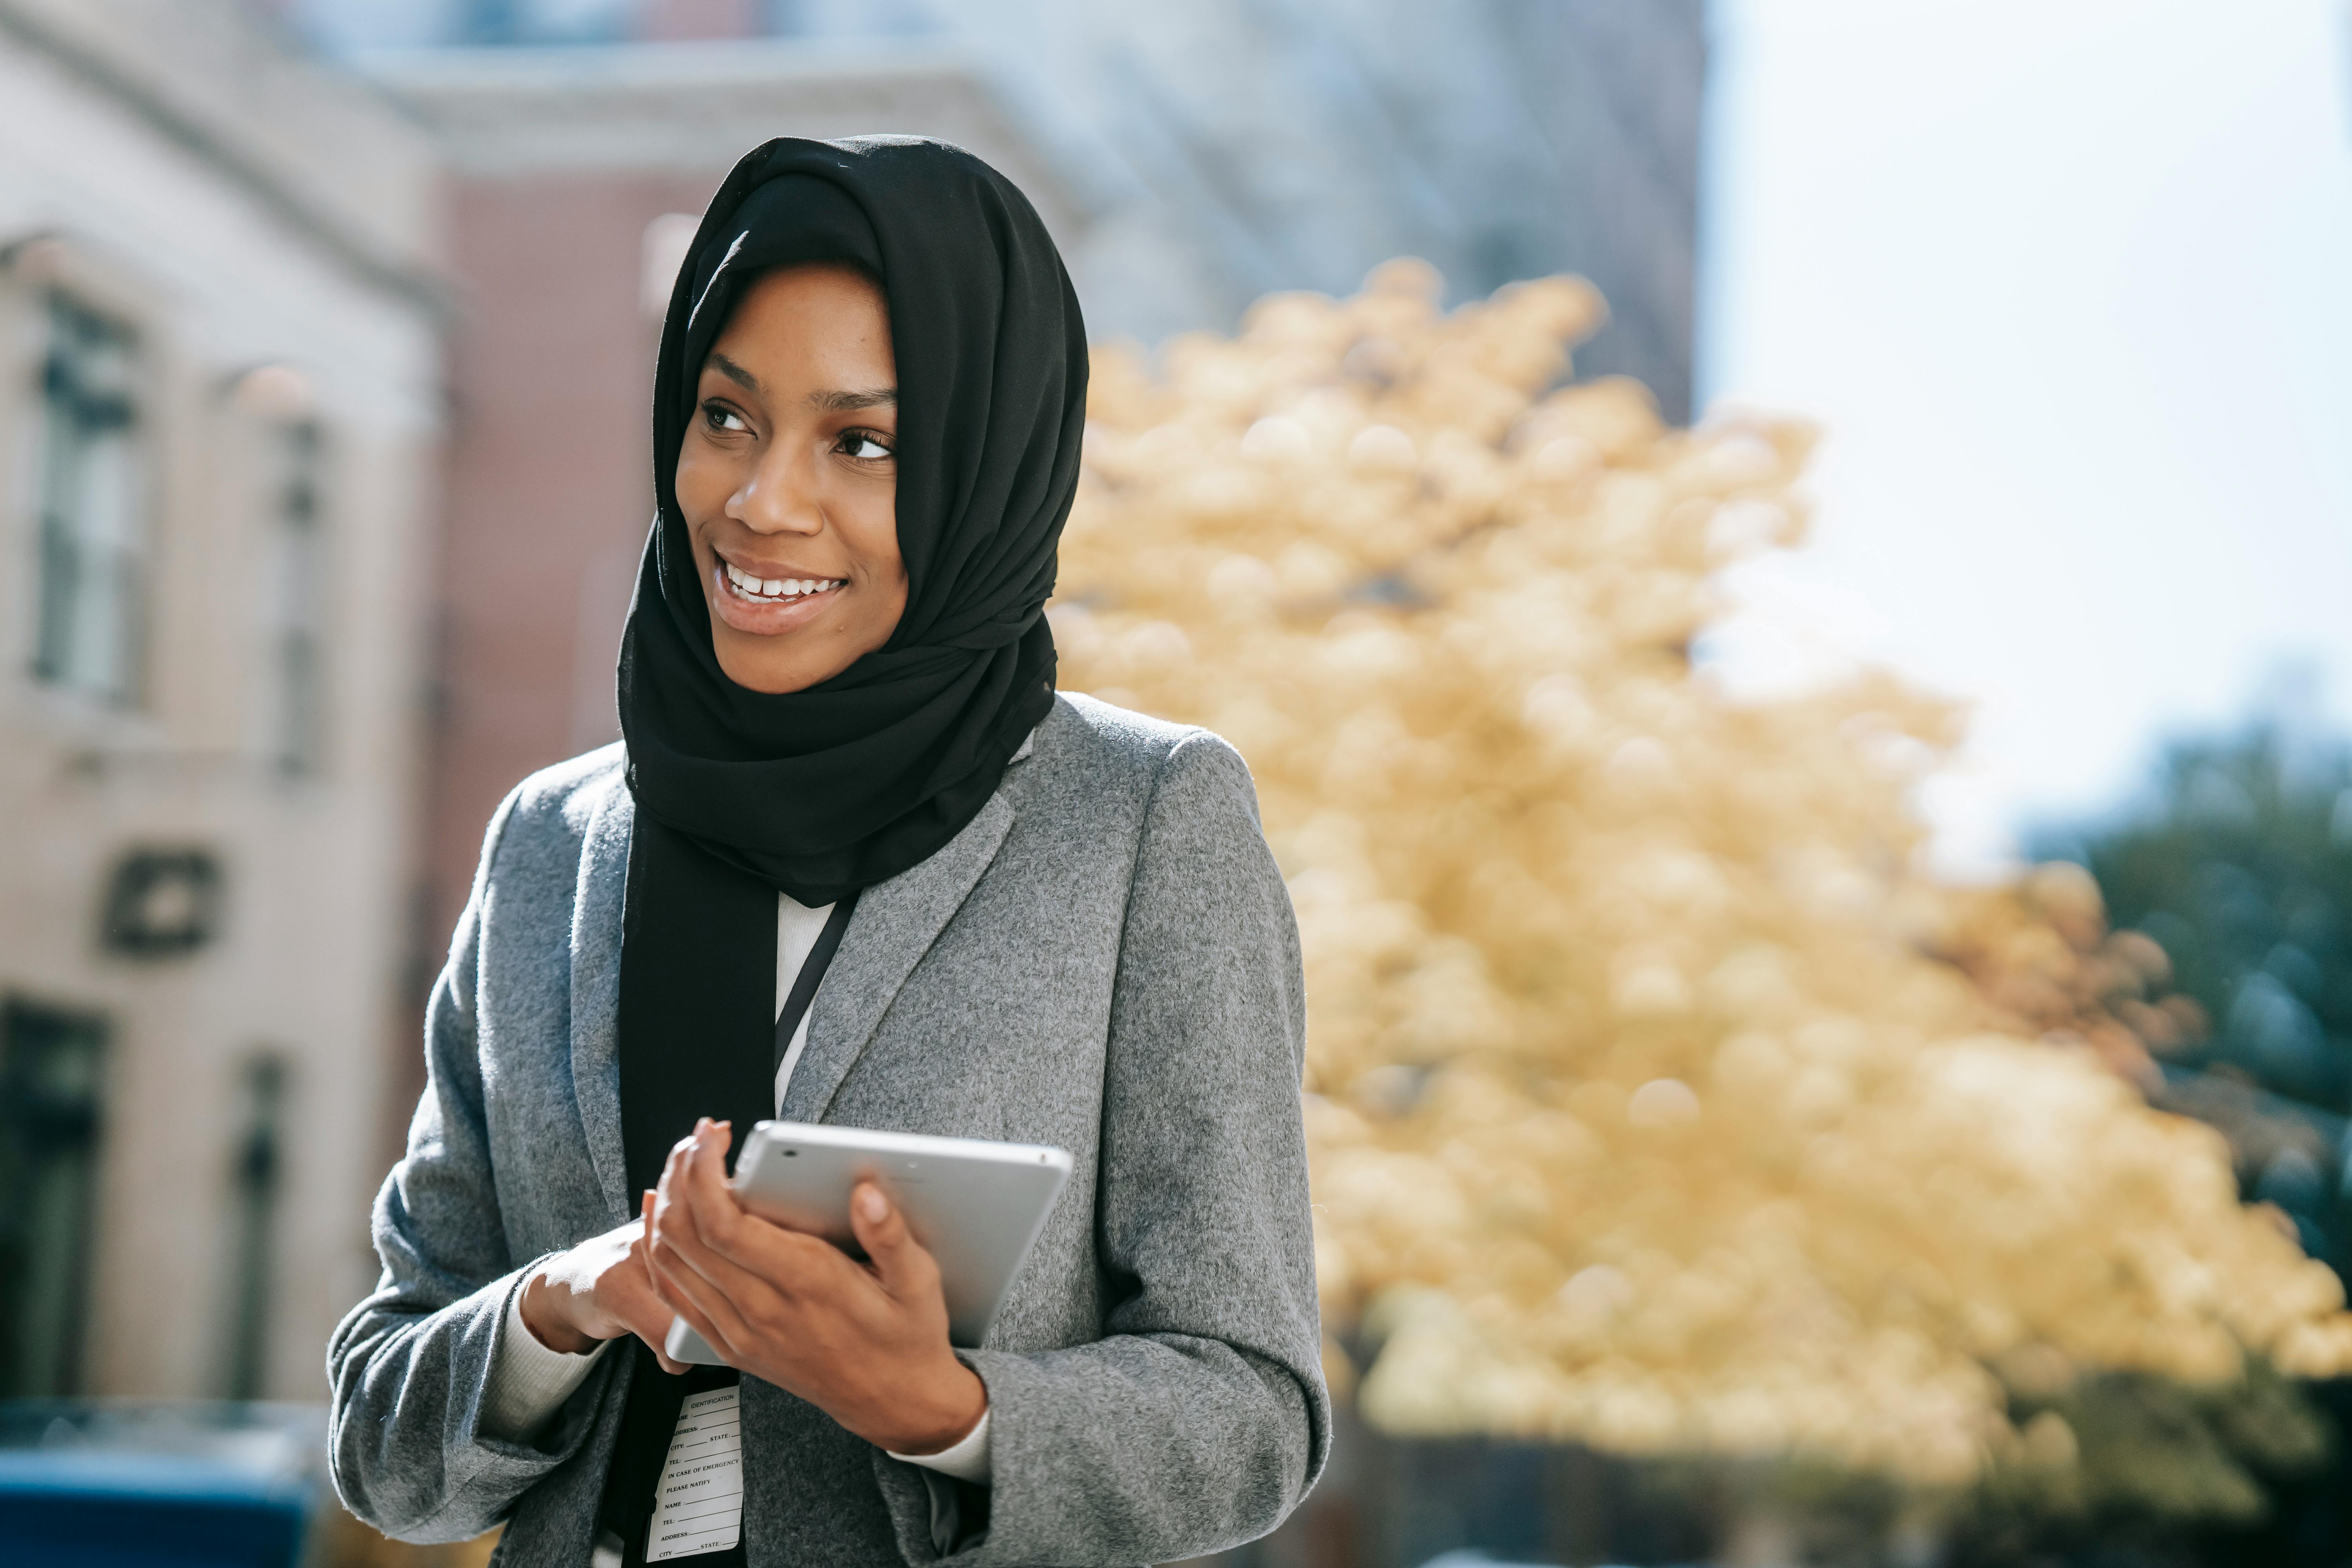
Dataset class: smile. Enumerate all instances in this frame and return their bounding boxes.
[722,561,845,603]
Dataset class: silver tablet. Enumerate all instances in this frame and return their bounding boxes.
[664,1121,1073,1365]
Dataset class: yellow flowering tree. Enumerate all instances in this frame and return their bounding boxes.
[1051,262,2352,1490]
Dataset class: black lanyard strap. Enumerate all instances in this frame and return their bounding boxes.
[775,892,858,1077]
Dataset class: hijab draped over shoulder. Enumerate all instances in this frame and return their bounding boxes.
[614,134,1085,1180]
[600,137,1086,1562]
[614,134,1087,1201]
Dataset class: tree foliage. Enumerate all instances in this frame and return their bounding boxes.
[1051,263,2352,1488]
[2043,715,2352,1273]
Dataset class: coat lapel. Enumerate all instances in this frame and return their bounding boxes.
[780,792,1016,1125]
[571,766,635,1224]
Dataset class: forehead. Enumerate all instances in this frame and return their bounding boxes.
[714,263,890,351]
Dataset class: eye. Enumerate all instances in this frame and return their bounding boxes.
[838,429,895,462]
[702,401,751,435]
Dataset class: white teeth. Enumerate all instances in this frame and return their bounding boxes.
[724,563,842,601]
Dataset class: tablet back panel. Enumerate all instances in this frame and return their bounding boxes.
[732,1122,1073,1348]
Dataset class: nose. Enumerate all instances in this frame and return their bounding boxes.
[730,440,824,538]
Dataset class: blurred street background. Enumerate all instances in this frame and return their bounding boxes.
[0,2,2348,1565]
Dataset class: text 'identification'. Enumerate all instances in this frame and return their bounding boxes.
[646,1385,743,1562]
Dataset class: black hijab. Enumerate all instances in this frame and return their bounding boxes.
[622,135,1082,909]
[600,138,1083,1560]
[615,133,1082,1179]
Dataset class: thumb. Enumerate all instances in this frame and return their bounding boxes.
[849,1181,926,1294]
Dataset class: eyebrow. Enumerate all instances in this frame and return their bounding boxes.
[809,387,897,412]
[706,352,762,396]
[700,355,895,414]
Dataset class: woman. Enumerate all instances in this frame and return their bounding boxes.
[327,137,1328,1568]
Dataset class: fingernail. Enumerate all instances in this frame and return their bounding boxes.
[857,1185,888,1223]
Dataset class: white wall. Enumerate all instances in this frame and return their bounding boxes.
[0,2,441,1399]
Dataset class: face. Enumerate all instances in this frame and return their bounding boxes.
[675,263,907,694]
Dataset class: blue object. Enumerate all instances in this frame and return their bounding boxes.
[0,1403,323,1568]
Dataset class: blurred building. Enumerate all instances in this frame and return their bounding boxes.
[316,0,1704,402]
[0,0,443,1401]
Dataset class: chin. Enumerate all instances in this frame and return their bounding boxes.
[712,641,828,695]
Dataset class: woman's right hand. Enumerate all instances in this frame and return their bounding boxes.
[519,1197,688,1372]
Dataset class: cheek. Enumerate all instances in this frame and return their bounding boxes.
[846,489,907,590]
[673,443,730,523]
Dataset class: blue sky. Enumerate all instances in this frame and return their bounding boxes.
[1699,0,2352,873]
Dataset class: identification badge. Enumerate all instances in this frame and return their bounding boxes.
[645,1385,744,1562]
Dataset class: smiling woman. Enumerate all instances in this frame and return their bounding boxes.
[325,137,1328,1568]
[677,263,908,695]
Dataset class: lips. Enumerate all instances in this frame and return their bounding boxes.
[706,554,851,639]
[722,560,845,602]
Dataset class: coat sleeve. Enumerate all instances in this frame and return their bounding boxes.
[875,731,1332,1566]
[325,788,621,1542]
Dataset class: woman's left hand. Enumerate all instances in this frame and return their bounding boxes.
[645,1117,988,1457]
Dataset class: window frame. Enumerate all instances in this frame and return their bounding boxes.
[218,363,338,782]
[0,236,176,737]
[256,411,332,778]
[31,287,148,706]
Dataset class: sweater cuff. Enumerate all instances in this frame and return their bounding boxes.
[479,1269,615,1443]
[888,1407,991,1485]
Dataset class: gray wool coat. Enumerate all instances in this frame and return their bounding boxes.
[326,694,1329,1568]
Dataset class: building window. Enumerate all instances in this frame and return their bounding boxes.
[220,1054,286,1401]
[262,421,327,774]
[0,998,107,1398]
[33,292,145,704]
